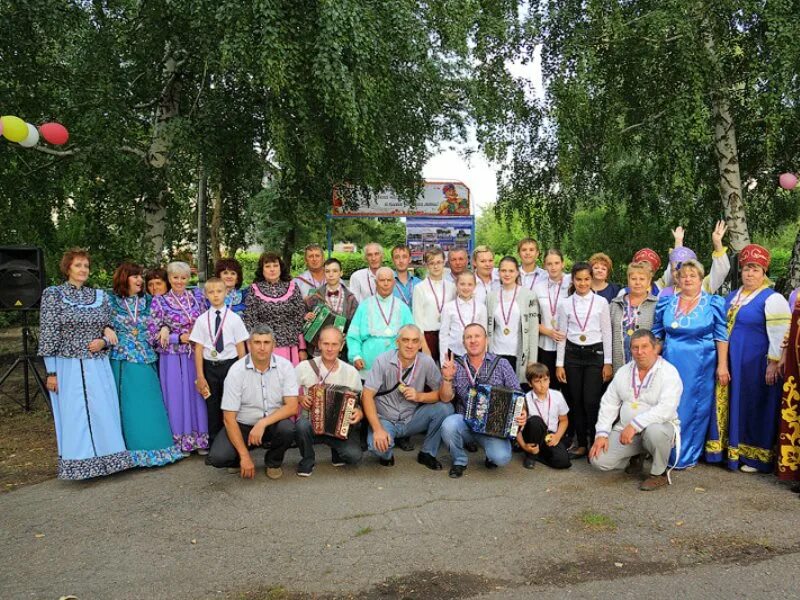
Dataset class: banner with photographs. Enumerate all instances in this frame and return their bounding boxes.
[405,217,474,267]
[332,181,471,216]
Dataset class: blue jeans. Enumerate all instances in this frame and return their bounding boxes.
[368,402,453,460]
[441,413,512,467]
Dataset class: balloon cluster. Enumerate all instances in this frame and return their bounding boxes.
[0,115,69,147]
[780,172,798,191]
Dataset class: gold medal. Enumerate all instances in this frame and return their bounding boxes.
[631,402,639,409]
[579,334,587,342]
[398,384,407,392]
[544,434,553,444]
[551,319,557,328]
[503,327,510,335]
[626,328,634,336]
[211,350,218,358]
[385,327,393,336]
[671,321,679,329]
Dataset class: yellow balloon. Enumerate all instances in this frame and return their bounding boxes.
[1,115,28,143]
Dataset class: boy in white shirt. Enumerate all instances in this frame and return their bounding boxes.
[517,362,570,470]
[190,277,249,447]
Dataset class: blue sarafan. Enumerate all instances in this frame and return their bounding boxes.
[464,384,525,439]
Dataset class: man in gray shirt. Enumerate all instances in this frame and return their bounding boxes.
[361,324,454,470]
[206,324,308,479]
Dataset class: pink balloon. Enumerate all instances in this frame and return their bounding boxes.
[779,172,798,191]
[38,122,69,145]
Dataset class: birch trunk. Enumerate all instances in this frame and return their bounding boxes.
[712,91,750,253]
[209,182,223,262]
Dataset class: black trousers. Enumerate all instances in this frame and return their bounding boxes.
[203,358,237,443]
[521,416,571,469]
[207,419,295,468]
[537,348,562,391]
[563,341,604,449]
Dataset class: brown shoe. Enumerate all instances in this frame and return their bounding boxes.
[639,473,668,491]
[625,454,645,475]
[265,466,283,480]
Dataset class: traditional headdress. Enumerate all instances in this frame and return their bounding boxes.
[739,244,770,270]
[632,248,661,273]
[669,247,697,270]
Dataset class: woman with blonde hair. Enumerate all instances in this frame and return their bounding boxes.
[609,262,658,374]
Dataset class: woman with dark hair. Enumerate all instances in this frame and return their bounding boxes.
[555,262,613,459]
[243,251,307,365]
[109,262,184,468]
[148,261,209,454]
[486,256,539,384]
[145,268,169,296]
[214,257,248,314]
[38,248,134,480]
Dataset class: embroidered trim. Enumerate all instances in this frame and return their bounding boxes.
[250,281,297,303]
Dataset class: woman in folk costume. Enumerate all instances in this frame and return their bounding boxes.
[652,259,729,469]
[243,251,308,365]
[214,257,249,314]
[708,245,790,473]
[39,248,134,480]
[148,261,209,454]
[779,289,800,490]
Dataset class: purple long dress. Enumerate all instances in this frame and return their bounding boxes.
[148,288,209,452]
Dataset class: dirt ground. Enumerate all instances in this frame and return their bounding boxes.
[0,326,57,493]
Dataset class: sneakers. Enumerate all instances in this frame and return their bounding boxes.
[625,454,645,475]
[740,464,758,473]
[417,451,443,470]
[449,464,466,478]
[639,473,668,491]
[331,449,346,467]
[523,455,536,470]
[265,466,283,480]
[296,468,313,478]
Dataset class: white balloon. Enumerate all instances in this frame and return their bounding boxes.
[18,123,40,147]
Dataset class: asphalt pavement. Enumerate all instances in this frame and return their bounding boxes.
[1,444,798,599]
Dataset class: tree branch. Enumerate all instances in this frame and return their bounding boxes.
[618,109,667,135]
[33,146,77,157]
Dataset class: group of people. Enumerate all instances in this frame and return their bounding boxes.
[38,226,800,494]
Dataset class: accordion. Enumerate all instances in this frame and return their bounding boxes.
[464,384,525,439]
[309,384,359,439]
[303,304,347,346]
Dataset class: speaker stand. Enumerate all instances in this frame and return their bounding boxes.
[0,313,50,412]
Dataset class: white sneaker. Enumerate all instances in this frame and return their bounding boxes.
[740,464,758,473]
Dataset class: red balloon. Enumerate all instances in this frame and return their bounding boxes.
[38,122,69,145]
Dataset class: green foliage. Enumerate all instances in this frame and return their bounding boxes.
[490,1,800,260]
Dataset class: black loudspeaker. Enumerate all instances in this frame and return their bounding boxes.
[0,246,47,311]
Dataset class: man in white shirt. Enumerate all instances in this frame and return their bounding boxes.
[206,324,304,480]
[349,242,384,302]
[472,245,499,306]
[445,247,469,283]
[295,326,364,470]
[293,244,327,298]
[589,329,682,491]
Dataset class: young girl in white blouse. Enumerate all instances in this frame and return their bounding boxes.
[555,262,612,460]
[533,248,571,389]
[486,256,539,386]
[439,271,488,359]
[412,247,455,363]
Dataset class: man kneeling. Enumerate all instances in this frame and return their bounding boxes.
[589,329,681,491]
[295,326,364,471]
[207,324,304,479]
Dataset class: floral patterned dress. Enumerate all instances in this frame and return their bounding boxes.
[38,283,134,480]
[109,294,184,466]
[148,288,209,451]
